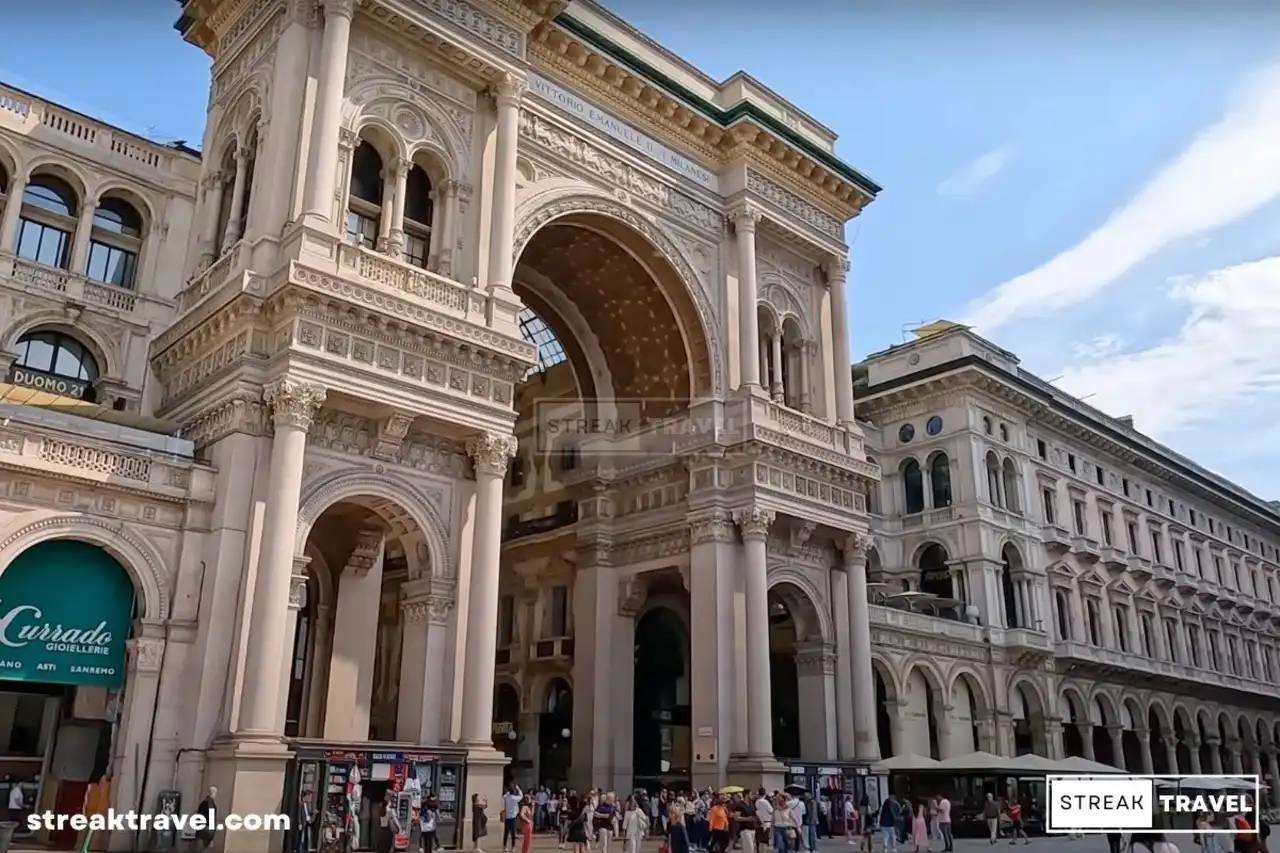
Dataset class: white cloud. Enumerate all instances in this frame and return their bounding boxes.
[1053,256,1280,436]
[962,62,1280,333]
[937,147,1010,197]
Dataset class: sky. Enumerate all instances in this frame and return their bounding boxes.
[5,1,1280,494]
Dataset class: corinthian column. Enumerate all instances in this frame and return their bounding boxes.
[301,0,355,226]
[734,505,774,758]
[238,379,327,735]
[459,432,517,745]
[826,256,855,426]
[844,533,880,760]
[486,75,525,293]
[731,207,762,390]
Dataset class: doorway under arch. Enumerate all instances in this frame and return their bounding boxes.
[538,678,573,788]
[633,606,690,790]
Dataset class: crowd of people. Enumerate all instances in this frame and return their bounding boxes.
[467,785,966,853]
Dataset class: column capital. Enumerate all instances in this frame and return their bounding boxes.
[733,505,774,541]
[794,641,836,676]
[344,529,385,577]
[842,532,875,570]
[235,144,254,165]
[490,73,527,107]
[467,432,517,477]
[822,255,850,282]
[402,595,453,625]
[322,0,356,20]
[264,378,327,431]
[126,637,165,674]
[689,510,734,545]
[288,573,309,610]
[443,178,463,197]
[727,204,761,233]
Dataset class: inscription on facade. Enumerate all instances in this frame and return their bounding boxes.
[527,73,719,192]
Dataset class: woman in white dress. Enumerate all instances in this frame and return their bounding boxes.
[621,797,649,853]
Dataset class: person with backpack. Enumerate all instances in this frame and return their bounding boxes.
[878,795,901,853]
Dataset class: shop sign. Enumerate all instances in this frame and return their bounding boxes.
[9,368,89,399]
[0,540,133,687]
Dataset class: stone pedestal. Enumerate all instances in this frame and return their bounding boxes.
[725,755,786,793]
[464,746,510,849]
[202,735,293,853]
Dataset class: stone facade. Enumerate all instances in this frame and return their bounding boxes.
[856,322,1280,784]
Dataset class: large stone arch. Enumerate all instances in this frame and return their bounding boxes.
[870,654,900,700]
[902,658,947,701]
[0,512,169,621]
[947,666,993,718]
[1059,684,1090,723]
[294,467,454,579]
[512,187,724,398]
[767,568,833,644]
[1147,697,1174,735]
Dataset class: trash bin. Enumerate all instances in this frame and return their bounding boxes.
[0,820,17,853]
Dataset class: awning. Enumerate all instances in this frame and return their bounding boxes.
[873,753,942,772]
[934,751,1024,774]
[0,381,180,435]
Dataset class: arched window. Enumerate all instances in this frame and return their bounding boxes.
[999,423,1009,442]
[12,330,99,400]
[0,162,9,222]
[1002,457,1021,513]
[985,451,1002,507]
[346,141,384,249]
[918,543,953,598]
[402,164,434,268]
[982,416,992,435]
[928,452,952,508]
[902,459,925,514]
[1001,545,1020,629]
[85,196,143,289]
[15,175,78,269]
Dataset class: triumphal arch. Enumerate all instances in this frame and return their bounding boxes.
[164,0,881,847]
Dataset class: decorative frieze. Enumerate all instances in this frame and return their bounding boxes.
[345,530,385,576]
[689,510,734,545]
[126,637,165,674]
[182,391,269,447]
[308,411,468,478]
[370,413,415,461]
[746,171,843,241]
[794,642,837,676]
[750,459,861,514]
[408,0,524,59]
[517,110,724,237]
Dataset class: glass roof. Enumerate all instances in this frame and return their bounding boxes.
[518,306,567,377]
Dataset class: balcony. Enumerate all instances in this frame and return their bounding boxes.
[3,254,173,326]
[1041,524,1072,553]
[1055,640,1280,700]
[998,627,1055,665]
[530,636,575,662]
[1071,535,1101,562]
[1125,553,1152,579]
[504,500,578,541]
[1152,561,1176,586]
[1174,570,1199,593]
[1099,545,1126,570]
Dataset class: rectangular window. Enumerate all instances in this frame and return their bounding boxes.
[86,241,137,289]
[1265,647,1275,682]
[1086,600,1101,646]
[543,585,569,637]
[1127,521,1140,554]
[1227,636,1240,675]
[1095,466,1105,486]
[1068,454,1077,474]
[15,219,71,268]
[403,232,430,269]
[1189,508,1198,527]
[345,210,379,248]
[497,595,515,647]
[1072,501,1086,536]
[1173,539,1185,571]
[1208,631,1221,671]
[1036,439,1047,460]
[1122,478,1131,498]
[1164,619,1179,663]
[1188,626,1202,667]
[1213,556,1224,584]
[1150,530,1163,564]
[1145,489,1154,507]
[1114,607,1130,652]
[1139,612,1154,657]
[1042,488,1056,524]
[1101,512,1114,546]
[1194,548,1204,576]
[1167,497,1176,516]
[1246,640,1258,678]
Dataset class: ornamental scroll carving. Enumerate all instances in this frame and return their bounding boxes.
[264,379,327,431]
[402,597,453,625]
[733,506,775,542]
[289,573,309,610]
[466,433,517,478]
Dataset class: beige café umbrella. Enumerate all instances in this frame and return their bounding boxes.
[874,753,942,772]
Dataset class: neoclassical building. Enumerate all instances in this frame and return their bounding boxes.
[0,0,886,850]
[856,321,1280,786]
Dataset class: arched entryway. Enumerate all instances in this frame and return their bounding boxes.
[1060,688,1088,758]
[494,682,522,784]
[871,659,897,758]
[1009,680,1048,756]
[633,605,691,790]
[538,678,573,788]
[901,664,944,759]
[767,581,830,760]
[0,537,140,846]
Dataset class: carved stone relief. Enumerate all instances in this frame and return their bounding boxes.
[746,170,842,240]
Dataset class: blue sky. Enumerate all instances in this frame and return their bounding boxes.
[7,1,1280,494]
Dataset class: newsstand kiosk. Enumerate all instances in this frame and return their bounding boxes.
[284,740,469,852]
[783,762,883,834]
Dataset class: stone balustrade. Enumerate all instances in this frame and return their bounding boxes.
[1055,639,1280,699]
[2,254,174,326]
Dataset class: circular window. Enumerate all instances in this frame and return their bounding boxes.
[898,423,915,444]
[926,416,943,436]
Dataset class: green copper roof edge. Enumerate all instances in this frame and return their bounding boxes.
[552,13,883,199]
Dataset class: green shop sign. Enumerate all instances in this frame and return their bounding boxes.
[0,540,134,687]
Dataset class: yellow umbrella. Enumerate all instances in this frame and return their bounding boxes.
[718,785,745,795]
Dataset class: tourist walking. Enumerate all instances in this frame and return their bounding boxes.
[982,795,1000,844]
[503,786,523,853]
[878,795,900,853]
[623,797,649,853]
[472,793,489,853]
[910,803,929,853]
[520,795,535,853]
[935,794,952,853]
